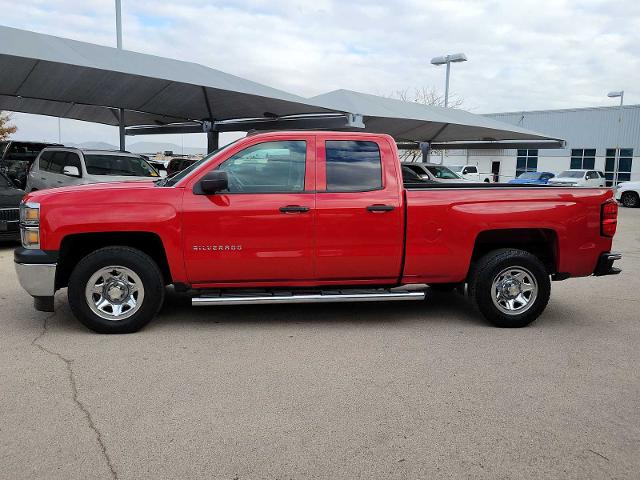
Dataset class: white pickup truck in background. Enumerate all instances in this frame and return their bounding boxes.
[448,164,493,182]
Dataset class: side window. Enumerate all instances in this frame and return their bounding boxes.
[48,152,69,174]
[65,153,82,171]
[325,140,382,192]
[216,140,306,193]
[38,151,53,171]
[466,166,478,174]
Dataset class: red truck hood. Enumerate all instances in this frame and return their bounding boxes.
[25,179,159,203]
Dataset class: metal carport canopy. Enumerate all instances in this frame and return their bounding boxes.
[309,90,565,146]
[0,25,335,127]
[0,25,564,148]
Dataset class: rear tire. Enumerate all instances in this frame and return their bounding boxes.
[68,246,165,333]
[621,191,640,208]
[468,248,550,328]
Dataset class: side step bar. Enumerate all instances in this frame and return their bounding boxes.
[192,289,426,306]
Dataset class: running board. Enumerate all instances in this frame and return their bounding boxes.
[192,289,425,306]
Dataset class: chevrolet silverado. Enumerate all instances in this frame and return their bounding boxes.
[14,131,621,333]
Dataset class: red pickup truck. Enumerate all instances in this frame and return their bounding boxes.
[15,131,621,333]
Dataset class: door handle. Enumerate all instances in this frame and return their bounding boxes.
[366,204,395,212]
[280,205,310,213]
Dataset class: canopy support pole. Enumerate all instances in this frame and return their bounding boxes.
[207,131,219,153]
[119,108,126,151]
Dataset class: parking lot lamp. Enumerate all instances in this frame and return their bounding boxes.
[607,90,624,185]
[430,53,467,108]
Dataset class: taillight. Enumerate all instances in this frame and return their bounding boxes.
[601,201,618,237]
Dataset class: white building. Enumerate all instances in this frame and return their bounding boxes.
[430,104,640,185]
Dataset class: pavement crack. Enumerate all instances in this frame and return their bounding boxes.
[587,449,610,462]
[31,312,119,480]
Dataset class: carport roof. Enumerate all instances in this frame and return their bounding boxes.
[0,25,333,126]
[310,90,564,144]
[0,26,563,146]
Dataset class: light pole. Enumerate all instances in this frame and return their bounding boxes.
[430,53,467,108]
[115,0,125,151]
[607,90,624,185]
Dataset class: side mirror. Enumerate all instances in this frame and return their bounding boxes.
[63,166,81,177]
[194,170,228,195]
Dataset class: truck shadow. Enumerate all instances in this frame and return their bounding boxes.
[153,287,488,329]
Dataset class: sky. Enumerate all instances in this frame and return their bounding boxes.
[2,0,639,149]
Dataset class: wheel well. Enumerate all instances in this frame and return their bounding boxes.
[470,228,558,274]
[55,232,172,289]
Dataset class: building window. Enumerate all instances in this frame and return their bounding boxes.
[605,148,633,186]
[516,149,538,178]
[570,149,596,170]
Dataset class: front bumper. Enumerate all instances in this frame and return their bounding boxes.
[15,262,57,297]
[593,252,622,276]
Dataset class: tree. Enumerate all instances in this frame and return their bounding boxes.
[0,111,17,141]
[389,87,463,162]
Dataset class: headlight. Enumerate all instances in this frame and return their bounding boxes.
[20,202,40,249]
[20,202,40,226]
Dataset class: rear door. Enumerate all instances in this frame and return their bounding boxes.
[314,136,404,283]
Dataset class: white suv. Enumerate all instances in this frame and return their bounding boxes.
[27,148,159,191]
[548,169,606,187]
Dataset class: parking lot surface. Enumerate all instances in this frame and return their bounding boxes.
[1,209,639,480]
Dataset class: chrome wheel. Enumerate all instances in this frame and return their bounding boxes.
[85,266,144,321]
[491,266,538,315]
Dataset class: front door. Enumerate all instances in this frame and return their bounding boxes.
[314,136,404,282]
[182,137,316,285]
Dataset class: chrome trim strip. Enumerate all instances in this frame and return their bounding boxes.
[14,262,56,297]
[192,290,425,306]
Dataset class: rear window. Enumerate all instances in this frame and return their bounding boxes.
[84,154,158,177]
[325,140,382,192]
[4,142,49,162]
[425,165,459,179]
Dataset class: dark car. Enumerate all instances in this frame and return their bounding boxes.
[166,157,198,177]
[0,140,61,189]
[0,171,24,242]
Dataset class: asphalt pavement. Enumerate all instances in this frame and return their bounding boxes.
[1,208,639,479]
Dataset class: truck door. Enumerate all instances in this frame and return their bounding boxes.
[182,136,316,284]
[314,136,404,283]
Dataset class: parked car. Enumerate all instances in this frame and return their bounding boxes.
[0,140,61,189]
[508,171,555,185]
[615,181,640,207]
[15,131,621,333]
[26,148,160,191]
[0,171,24,242]
[448,164,493,182]
[401,163,466,183]
[167,157,198,177]
[548,169,606,187]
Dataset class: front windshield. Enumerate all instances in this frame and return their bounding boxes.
[425,165,460,179]
[518,172,540,179]
[558,170,585,179]
[84,154,159,177]
[163,139,241,187]
[449,165,464,173]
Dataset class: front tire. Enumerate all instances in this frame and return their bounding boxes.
[469,248,550,328]
[68,247,165,333]
[621,191,640,208]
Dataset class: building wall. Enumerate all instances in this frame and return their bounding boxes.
[423,104,640,183]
